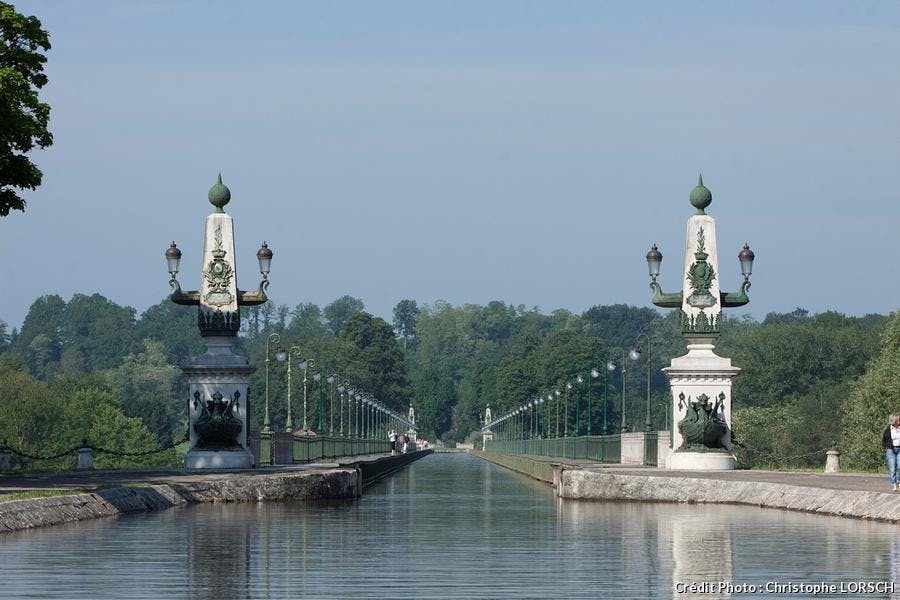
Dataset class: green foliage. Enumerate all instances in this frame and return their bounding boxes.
[106,340,182,444]
[340,312,411,412]
[0,364,175,470]
[392,299,419,347]
[0,1,52,215]
[841,312,900,470]
[323,295,364,335]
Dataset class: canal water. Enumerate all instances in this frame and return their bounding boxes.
[1,452,898,599]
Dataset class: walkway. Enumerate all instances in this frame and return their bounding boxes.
[0,452,393,495]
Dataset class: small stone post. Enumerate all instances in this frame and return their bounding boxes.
[75,440,94,470]
[824,449,841,474]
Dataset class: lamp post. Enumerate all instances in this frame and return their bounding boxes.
[631,332,656,433]
[575,374,584,436]
[327,374,336,435]
[337,383,346,435]
[565,382,572,436]
[264,334,286,432]
[297,358,317,432]
[312,370,325,433]
[553,390,561,438]
[602,360,615,434]
[285,347,304,432]
[588,368,600,436]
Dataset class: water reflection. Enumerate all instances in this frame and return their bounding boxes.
[0,454,897,599]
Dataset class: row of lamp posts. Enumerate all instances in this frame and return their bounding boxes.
[484,341,664,441]
[262,333,409,437]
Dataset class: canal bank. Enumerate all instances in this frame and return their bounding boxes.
[472,450,900,523]
[0,450,431,533]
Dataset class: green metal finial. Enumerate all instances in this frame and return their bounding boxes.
[208,173,231,213]
[689,173,712,214]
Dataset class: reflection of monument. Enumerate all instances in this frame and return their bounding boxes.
[670,507,734,599]
[647,176,755,470]
[167,175,274,469]
[482,406,494,449]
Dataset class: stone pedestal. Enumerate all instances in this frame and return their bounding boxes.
[75,446,94,470]
[481,429,492,450]
[183,336,256,470]
[824,449,841,473]
[620,432,645,465]
[664,338,739,470]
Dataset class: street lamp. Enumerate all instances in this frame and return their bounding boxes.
[312,371,323,432]
[337,383,346,435]
[565,382,573,436]
[602,360,615,434]
[588,367,601,436]
[327,374,336,434]
[263,333,286,432]
[286,347,304,432]
[553,390,561,438]
[631,330,658,433]
[297,357,317,432]
[575,374,584,436]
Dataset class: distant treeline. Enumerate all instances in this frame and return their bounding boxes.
[1,293,896,470]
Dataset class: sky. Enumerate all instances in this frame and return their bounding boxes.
[2,1,899,328]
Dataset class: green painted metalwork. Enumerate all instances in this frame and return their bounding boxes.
[676,392,728,450]
[193,391,242,450]
[485,435,622,464]
[689,173,712,214]
[208,173,231,212]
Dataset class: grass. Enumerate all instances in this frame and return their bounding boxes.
[0,489,88,503]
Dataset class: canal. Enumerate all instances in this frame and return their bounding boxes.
[0,452,898,599]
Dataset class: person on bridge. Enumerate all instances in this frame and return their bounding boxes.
[401,433,409,454]
[883,414,900,491]
[389,429,398,455]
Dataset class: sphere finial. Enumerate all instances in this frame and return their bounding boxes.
[689,173,712,214]
[208,173,231,212]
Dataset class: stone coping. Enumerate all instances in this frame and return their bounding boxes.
[473,452,899,522]
[560,470,900,523]
[0,451,432,534]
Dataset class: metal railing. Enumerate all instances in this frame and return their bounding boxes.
[256,432,391,465]
[485,435,622,463]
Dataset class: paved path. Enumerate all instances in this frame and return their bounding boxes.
[0,453,391,494]
[493,453,892,494]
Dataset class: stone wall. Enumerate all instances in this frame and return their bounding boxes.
[559,470,900,523]
[0,469,358,534]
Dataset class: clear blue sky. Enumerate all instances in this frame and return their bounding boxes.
[2,1,899,328]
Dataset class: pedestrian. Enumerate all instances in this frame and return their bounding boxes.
[389,429,398,455]
[401,433,409,454]
[883,413,900,490]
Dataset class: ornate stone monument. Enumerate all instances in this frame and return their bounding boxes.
[166,175,273,469]
[407,405,417,443]
[647,176,755,470]
[482,405,493,449]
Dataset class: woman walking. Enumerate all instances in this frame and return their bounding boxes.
[883,414,900,491]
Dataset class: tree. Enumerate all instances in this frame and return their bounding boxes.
[340,311,410,410]
[17,294,65,376]
[106,339,182,444]
[842,312,900,469]
[135,299,204,365]
[287,302,327,338]
[392,299,419,348]
[60,293,138,371]
[324,295,365,335]
[0,2,52,216]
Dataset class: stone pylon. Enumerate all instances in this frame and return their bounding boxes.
[650,176,754,470]
[169,175,271,470]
